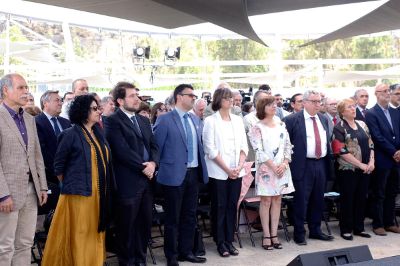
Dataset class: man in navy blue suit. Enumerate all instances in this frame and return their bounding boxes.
[354,89,369,122]
[105,82,159,266]
[154,84,208,266]
[35,90,71,211]
[365,84,400,236]
[283,90,334,245]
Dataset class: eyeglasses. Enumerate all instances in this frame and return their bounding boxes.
[328,103,337,106]
[179,93,198,99]
[222,97,233,101]
[90,106,100,112]
[306,100,321,105]
[376,89,389,94]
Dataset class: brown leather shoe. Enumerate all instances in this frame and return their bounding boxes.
[385,226,400,234]
[373,227,387,236]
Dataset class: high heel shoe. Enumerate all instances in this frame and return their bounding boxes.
[262,236,273,250]
[271,236,282,249]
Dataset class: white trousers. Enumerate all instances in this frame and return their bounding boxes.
[0,183,37,266]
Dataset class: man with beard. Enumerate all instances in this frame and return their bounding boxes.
[154,84,208,266]
[104,82,159,266]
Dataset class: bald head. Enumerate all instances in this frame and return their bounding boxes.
[375,84,390,108]
[193,98,207,119]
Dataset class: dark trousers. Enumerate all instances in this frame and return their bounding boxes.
[115,184,153,266]
[337,169,370,234]
[293,159,326,240]
[210,177,242,245]
[162,168,199,260]
[371,167,400,228]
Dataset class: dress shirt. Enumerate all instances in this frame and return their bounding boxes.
[357,106,367,117]
[44,111,64,134]
[3,103,28,146]
[304,109,327,158]
[175,107,198,168]
[378,103,393,129]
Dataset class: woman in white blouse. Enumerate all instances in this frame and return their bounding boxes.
[248,96,295,250]
[202,88,248,258]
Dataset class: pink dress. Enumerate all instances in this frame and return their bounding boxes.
[248,121,295,196]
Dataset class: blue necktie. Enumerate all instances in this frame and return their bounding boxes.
[51,117,61,136]
[131,116,149,161]
[183,113,194,163]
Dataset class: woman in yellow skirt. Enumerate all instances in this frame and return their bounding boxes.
[42,94,113,266]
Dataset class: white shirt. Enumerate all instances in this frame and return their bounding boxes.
[304,109,327,158]
[43,111,63,133]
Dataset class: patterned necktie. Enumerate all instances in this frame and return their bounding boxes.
[310,117,322,159]
[51,117,61,136]
[183,113,194,163]
[131,116,149,161]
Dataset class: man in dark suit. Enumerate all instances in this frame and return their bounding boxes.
[154,84,208,266]
[283,90,334,245]
[36,90,71,211]
[365,84,400,236]
[104,82,159,266]
[354,89,369,122]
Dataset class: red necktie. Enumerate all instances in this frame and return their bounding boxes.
[333,116,337,125]
[311,117,322,159]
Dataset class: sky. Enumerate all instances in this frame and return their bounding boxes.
[1,0,389,40]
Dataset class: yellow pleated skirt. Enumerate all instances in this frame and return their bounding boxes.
[42,140,106,266]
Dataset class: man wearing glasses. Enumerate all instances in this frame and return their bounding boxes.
[154,84,208,266]
[283,90,333,245]
[365,84,400,236]
[389,84,400,109]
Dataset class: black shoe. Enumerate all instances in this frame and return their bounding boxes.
[135,263,147,266]
[294,238,307,245]
[340,233,353,241]
[177,254,206,263]
[309,233,334,241]
[354,232,371,238]
[167,259,179,266]
[217,243,230,257]
[225,242,239,256]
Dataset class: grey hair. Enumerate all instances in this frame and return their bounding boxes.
[40,90,59,110]
[165,94,175,106]
[71,78,87,93]
[353,89,368,99]
[193,98,206,111]
[101,96,113,105]
[0,74,14,98]
[303,90,320,101]
[232,91,242,98]
[253,90,269,105]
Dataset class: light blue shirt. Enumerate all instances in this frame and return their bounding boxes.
[175,107,199,168]
[378,104,393,129]
[44,112,64,133]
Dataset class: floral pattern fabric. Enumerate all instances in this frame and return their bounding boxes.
[248,121,295,196]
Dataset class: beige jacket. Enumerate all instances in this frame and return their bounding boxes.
[0,105,47,210]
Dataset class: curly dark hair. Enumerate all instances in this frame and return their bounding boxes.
[68,94,98,125]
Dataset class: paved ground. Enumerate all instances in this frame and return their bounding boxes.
[104,219,400,266]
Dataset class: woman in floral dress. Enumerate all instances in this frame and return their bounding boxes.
[249,96,295,250]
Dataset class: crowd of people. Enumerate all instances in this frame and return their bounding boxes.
[0,72,399,266]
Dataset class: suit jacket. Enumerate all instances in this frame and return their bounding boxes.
[283,110,331,182]
[355,108,366,122]
[104,108,159,199]
[0,105,47,210]
[323,112,341,141]
[154,109,209,186]
[202,111,248,179]
[35,113,71,184]
[365,104,400,169]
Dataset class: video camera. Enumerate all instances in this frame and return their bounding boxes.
[239,87,253,104]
